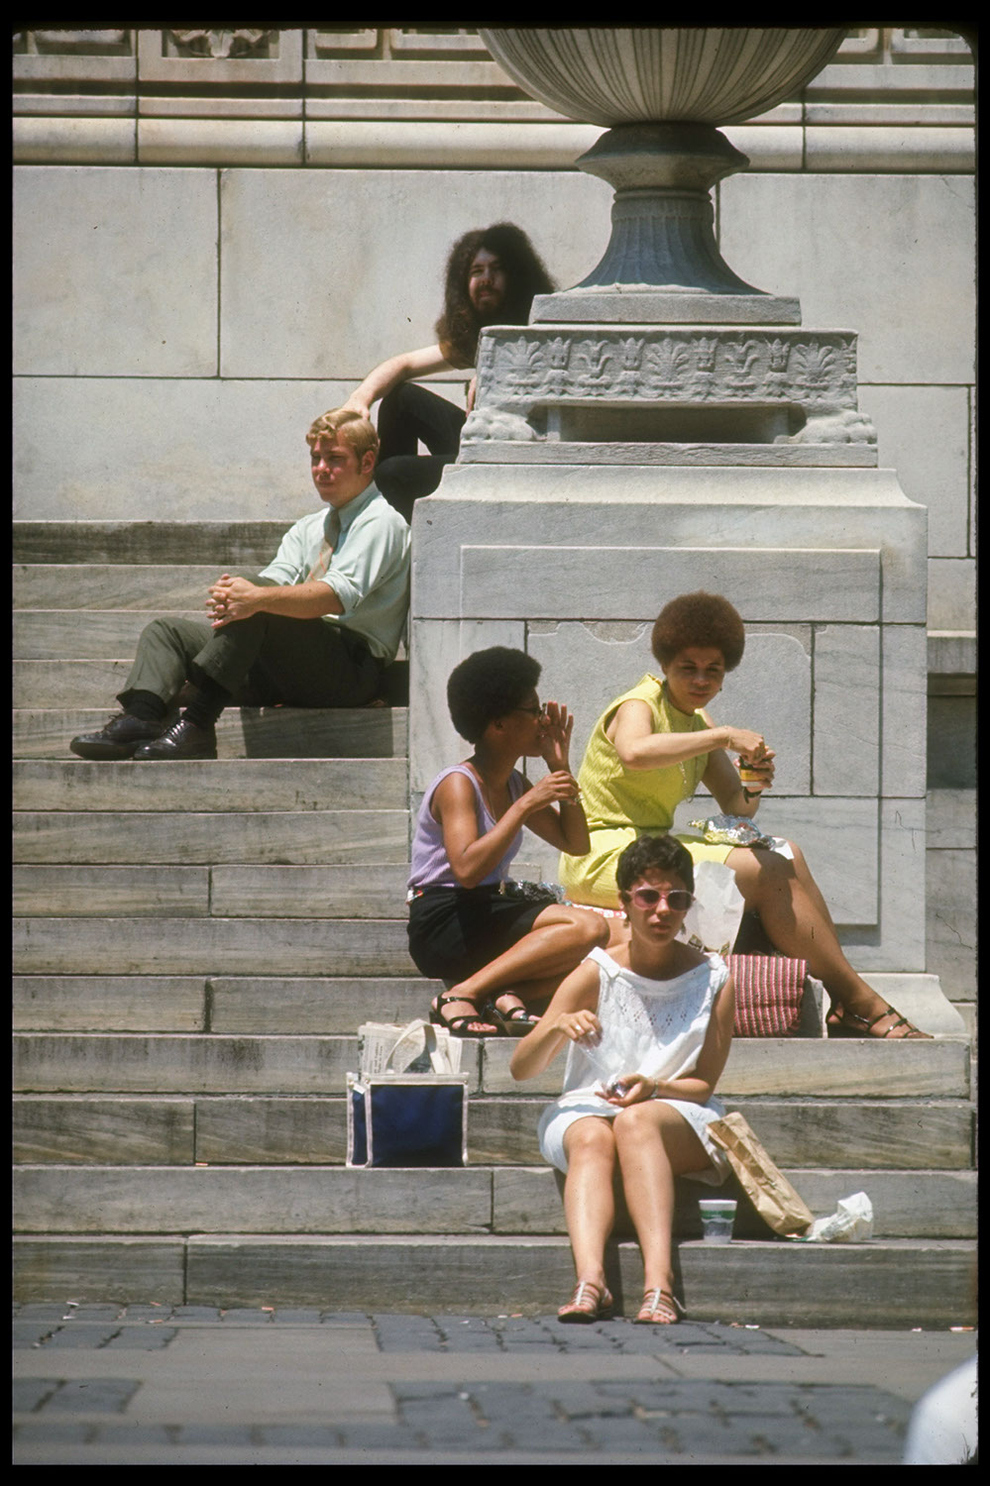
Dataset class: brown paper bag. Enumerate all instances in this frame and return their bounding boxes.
[707,1112,814,1236]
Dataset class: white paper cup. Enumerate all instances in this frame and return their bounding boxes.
[698,1198,737,1244]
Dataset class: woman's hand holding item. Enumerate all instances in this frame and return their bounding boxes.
[721,725,768,758]
[599,1071,655,1106]
[555,1008,602,1045]
[523,769,581,814]
[540,701,575,772]
[736,747,776,794]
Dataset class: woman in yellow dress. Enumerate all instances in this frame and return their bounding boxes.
[560,591,929,1040]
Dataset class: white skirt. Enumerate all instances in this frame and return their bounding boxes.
[537,1091,731,1185]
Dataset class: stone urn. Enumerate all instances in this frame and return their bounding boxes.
[480,27,846,322]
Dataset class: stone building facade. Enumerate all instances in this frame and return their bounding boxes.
[13,26,975,1007]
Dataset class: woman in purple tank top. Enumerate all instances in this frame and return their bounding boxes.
[407,647,609,1036]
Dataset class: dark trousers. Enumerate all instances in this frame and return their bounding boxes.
[118,575,382,711]
[374,382,466,522]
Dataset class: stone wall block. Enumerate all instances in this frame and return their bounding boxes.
[14,167,218,378]
[928,559,976,632]
[869,797,927,972]
[13,377,353,521]
[455,544,879,624]
[926,846,976,1000]
[812,625,879,796]
[217,168,612,380]
[803,125,974,172]
[719,174,975,385]
[882,626,928,798]
[862,384,970,559]
[139,119,304,166]
[409,617,525,795]
[13,117,136,164]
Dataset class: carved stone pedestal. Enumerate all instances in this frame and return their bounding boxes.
[409,448,938,989]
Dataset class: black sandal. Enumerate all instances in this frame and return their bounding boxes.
[430,993,500,1038]
[485,995,541,1038]
[828,1004,931,1040]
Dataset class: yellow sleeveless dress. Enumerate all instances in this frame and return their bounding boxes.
[558,673,733,908]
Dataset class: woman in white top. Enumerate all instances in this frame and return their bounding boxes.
[511,833,736,1325]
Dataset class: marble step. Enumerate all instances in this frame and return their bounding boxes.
[13,975,437,1033]
[14,657,409,708]
[14,919,418,978]
[14,567,233,610]
[14,609,202,659]
[13,815,409,866]
[14,865,413,919]
[10,971,962,1041]
[13,758,408,811]
[12,1094,975,1172]
[13,520,288,566]
[13,1232,977,1326]
[11,1162,977,1241]
[13,707,408,760]
[13,1031,972,1100]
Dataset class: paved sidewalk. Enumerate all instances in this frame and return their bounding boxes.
[13,1303,976,1464]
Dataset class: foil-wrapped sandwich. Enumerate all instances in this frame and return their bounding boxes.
[689,814,776,849]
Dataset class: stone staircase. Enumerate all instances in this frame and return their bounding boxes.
[13,524,977,1327]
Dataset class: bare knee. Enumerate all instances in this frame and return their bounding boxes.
[612,1101,660,1144]
[565,1118,616,1166]
[564,907,609,953]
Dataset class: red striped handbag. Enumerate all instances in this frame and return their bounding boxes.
[728,955,809,1037]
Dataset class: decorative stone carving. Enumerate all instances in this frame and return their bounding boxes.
[460,409,538,444]
[474,327,862,426]
[169,29,276,60]
[777,411,877,446]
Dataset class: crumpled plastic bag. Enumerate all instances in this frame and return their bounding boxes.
[678,859,746,957]
[802,1191,873,1242]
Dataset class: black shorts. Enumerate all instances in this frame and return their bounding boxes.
[407,885,549,982]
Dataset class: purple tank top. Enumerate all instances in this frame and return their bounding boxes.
[408,765,526,890]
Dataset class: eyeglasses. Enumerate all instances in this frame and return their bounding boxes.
[626,887,694,912]
[511,704,546,718]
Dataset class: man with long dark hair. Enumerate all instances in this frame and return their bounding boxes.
[342,223,554,521]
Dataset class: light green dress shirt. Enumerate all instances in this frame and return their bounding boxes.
[258,482,410,662]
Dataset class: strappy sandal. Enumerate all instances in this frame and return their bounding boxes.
[430,993,500,1038]
[558,1280,614,1324]
[635,1287,685,1325]
[828,1004,931,1040]
[485,994,541,1038]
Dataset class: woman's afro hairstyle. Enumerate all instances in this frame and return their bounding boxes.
[446,646,542,744]
[651,591,746,672]
[615,834,695,897]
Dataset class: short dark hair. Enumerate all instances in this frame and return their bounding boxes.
[434,223,555,368]
[651,591,746,672]
[616,835,695,896]
[446,646,542,743]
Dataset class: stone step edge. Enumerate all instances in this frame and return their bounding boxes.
[12,1234,979,1323]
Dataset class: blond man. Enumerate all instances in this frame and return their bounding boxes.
[71,410,410,760]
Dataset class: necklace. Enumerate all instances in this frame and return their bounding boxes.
[658,682,696,801]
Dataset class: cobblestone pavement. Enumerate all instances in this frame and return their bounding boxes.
[12,1303,977,1464]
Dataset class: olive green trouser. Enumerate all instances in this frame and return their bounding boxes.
[117,577,381,711]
